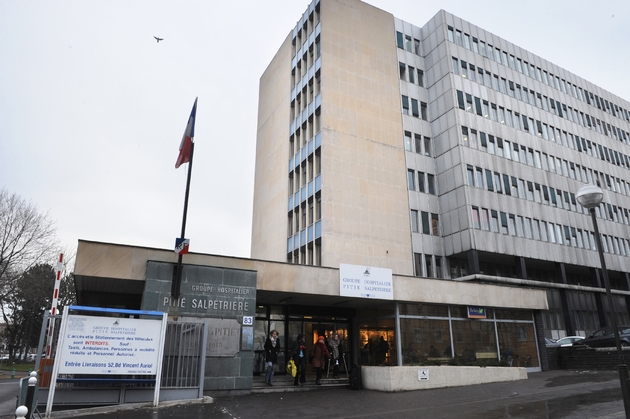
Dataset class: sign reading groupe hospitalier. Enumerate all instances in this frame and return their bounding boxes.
[58,315,163,375]
[339,263,393,300]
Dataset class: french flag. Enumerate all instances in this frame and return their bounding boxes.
[175,98,198,168]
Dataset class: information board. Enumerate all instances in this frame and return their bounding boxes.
[58,314,163,375]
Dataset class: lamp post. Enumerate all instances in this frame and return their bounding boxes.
[577,184,630,418]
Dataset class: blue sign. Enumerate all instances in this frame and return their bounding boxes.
[468,306,486,319]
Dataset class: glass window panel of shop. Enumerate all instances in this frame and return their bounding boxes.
[496,322,539,368]
[400,318,451,365]
[450,318,498,365]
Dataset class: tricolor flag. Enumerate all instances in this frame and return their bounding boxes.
[175,98,198,168]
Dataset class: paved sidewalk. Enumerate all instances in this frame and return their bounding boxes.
[31,369,627,419]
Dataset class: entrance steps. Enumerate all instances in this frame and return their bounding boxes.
[252,372,349,393]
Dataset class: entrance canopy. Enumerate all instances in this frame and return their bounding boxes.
[73,240,548,312]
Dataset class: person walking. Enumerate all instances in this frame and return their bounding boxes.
[327,333,343,378]
[264,330,281,386]
[312,335,330,385]
[292,333,307,386]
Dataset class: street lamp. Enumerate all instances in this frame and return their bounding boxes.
[577,184,630,418]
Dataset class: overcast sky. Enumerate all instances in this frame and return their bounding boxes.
[1,0,629,264]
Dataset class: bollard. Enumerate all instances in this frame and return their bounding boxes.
[15,406,28,419]
[11,369,15,379]
[24,372,37,419]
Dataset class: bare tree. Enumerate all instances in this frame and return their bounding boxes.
[0,188,58,300]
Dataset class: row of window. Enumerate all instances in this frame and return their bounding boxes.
[396,31,421,55]
[291,1,320,61]
[406,169,436,195]
[457,92,630,195]
[453,57,630,147]
[466,163,583,212]
[413,253,442,278]
[410,210,439,236]
[460,124,630,210]
[399,62,424,87]
[447,25,630,125]
[470,205,630,258]
[288,0,322,268]
[401,95,428,120]
[404,131,431,156]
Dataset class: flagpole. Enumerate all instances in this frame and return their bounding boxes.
[172,141,194,299]
[172,97,197,299]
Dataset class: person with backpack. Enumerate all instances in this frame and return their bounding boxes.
[312,334,331,385]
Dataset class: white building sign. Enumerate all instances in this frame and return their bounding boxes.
[339,264,393,300]
[58,314,163,375]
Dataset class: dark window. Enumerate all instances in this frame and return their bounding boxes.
[457,90,465,109]
[421,211,430,234]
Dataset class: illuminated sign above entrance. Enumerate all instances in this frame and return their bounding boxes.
[339,264,393,300]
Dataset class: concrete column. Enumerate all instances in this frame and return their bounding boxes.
[556,262,576,336]
[533,311,549,371]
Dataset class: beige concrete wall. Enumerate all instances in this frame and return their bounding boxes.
[251,32,293,261]
[74,241,547,310]
[318,0,413,274]
[361,365,527,392]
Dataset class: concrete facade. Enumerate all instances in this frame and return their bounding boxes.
[251,0,630,342]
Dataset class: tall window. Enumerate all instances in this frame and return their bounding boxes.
[421,102,428,120]
[418,172,425,193]
[421,211,430,234]
[407,169,415,190]
[472,206,480,229]
[404,131,412,151]
[414,134,422,154]
[417,69,424,87]
[427,174,436,195]
[410,210,419,232]
[423,137,431,156]
[412,99,419,117]
[431,213,439,235]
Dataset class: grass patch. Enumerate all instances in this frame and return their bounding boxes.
[0,362,36,372]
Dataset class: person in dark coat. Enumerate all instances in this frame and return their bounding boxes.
[312,335,330,385]
[292,333,307,386]
[264,330,280,386]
